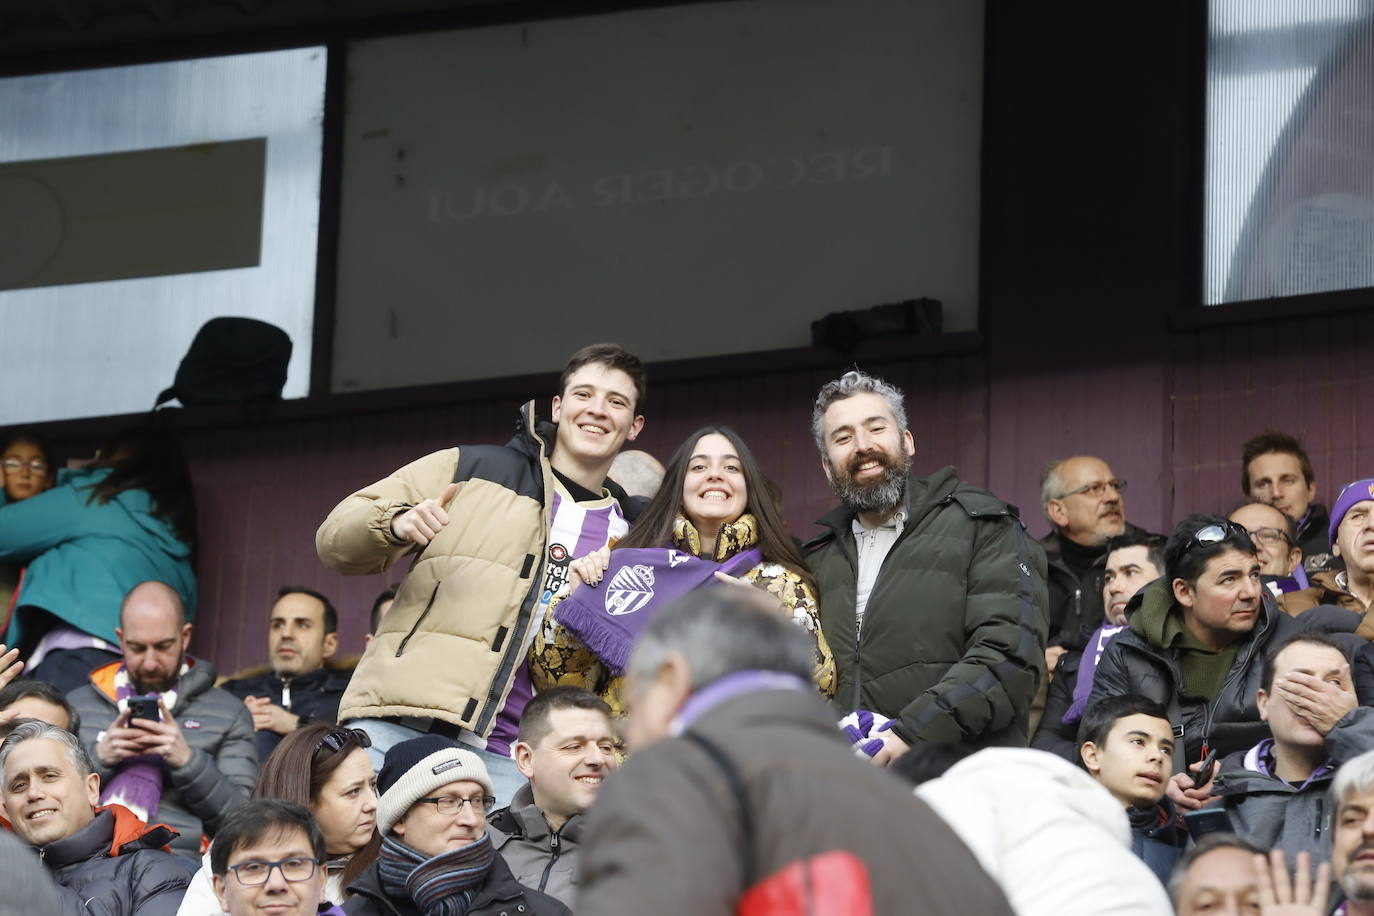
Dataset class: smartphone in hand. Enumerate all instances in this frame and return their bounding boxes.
[127,696,161,725]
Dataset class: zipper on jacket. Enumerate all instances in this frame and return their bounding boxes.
[396,583,441,657]
[851,614,864,713]
[538,829,562,892]
[1316,798,1324,839]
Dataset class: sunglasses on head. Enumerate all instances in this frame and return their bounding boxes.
[314,727,372,756]
[1183,521,1252,555]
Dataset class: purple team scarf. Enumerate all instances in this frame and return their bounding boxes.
[1063,623,1127,725]
[98,664,183,820]
[554,546,762,675]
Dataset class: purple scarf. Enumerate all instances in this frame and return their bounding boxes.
[98,664,182,820]
[1063,623,1127,725]
[554,546,761,675]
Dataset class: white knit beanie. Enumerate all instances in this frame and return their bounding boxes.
[375,735,496,836]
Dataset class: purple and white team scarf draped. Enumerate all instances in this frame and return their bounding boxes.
[98,662,185,821]
[553,546,762,676]
[1063,623,1127,725]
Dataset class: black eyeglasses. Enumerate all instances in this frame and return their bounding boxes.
[416,794,496,816]
[314,728,371,756]
[227,857,319,886]
[1058,478,1127,500]
[1184,521,1252,555]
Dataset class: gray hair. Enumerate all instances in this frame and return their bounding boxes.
[1165,832,1265,906]
[1332,748,1374,818]
[811,370,909,455]
[627,588,815,691]
[0,719,95,777]
[1040,458,1069,509]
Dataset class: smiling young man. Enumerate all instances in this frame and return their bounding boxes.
[1207,634,1374,865]
[488,687,616,908]
[343,736,568,916]
[318,344,646,803]
[1085,515,1313,775]
[1077,694,1183,883]
[222,587,352,760]
[804,370,1048,762]
[0,719,190,915]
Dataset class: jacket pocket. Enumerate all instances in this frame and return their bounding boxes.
[396,583,441,656]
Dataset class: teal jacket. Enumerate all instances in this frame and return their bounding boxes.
[0,467,196,646]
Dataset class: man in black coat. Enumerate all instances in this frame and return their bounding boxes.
[221,586,353,760]
[0,719,189,916]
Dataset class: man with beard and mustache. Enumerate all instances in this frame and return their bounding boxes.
[67,580,258,862]
[1039,457,1147,669]
[805,370,1049,764]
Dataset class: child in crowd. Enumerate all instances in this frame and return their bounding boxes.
[1078,694,1186,885]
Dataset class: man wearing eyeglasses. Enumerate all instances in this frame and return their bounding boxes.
[1229,502,1308,599]
[1039,457,1146,664]
[343,735,569,916]
[0,719,190,916]
[212,799,346,916]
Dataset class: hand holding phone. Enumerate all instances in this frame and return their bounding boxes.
[127,696,161,725]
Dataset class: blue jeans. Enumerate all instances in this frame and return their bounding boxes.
[344,717,525,809]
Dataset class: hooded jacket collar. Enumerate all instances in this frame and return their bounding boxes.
[491,783,587,846]
[38,805,177,869]
[1125,578,1280,654]
[812,466,962,544]
[88,656,214,709]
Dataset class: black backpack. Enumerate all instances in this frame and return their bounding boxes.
[154,317,292,409]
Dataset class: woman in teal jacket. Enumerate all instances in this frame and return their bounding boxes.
[0,426,197,691]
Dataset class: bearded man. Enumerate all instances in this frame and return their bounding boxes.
[804,370,1049,764]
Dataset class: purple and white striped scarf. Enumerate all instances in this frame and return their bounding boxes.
[98,663,184,821]
[554,546,761,675]
[1063,623,1127,725]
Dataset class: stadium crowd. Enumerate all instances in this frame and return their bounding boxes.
[3,343,1372,915]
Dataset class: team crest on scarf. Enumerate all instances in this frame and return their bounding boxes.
[605,564,656,616]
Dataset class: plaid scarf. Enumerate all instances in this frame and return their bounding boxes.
[98,662,185,821]
[378,833,494,916]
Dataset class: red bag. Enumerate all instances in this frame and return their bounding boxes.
[684,733,875,916]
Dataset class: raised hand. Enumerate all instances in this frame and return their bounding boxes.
[391,482,459,547]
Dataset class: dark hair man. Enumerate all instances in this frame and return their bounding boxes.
[578,588,1016,916]
[342,736,568,915]
[1077,694,1184,884]
[1242,429,1338,572]
[317,344,646,804]
[804,370,1048,763]
[221,586,353,760]
[0,719,190,915]
[488,687,615,907]
[1033,532,1165,762]
[1086,515,1315,782]
[211,800,344,916]
[0,678,80,735]
[1207,634,1374,864]
[363,586,397,649]
[1282,479,1374,619]
[68,581,258,861]
[1039,456,1148,665]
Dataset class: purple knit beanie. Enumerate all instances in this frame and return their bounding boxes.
[1328,478,1374,548]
